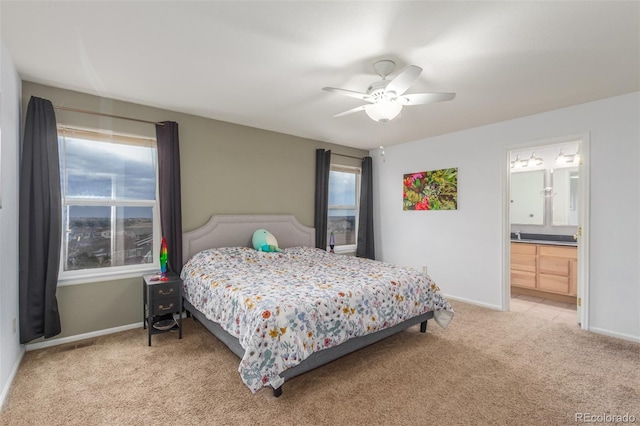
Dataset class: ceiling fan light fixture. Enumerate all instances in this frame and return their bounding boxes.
[365,100,402,123]
[324,59,455,121]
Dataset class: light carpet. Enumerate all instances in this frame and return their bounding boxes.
[2,300,638,425]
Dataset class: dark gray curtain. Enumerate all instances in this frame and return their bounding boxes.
[314,149,331,249]
[19,97,62,343]
[156,121,183,274]
[356,156,375,259]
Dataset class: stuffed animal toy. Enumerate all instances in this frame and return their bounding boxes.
[252,229,282,252]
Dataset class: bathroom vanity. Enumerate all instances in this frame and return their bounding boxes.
[511,239,577,303]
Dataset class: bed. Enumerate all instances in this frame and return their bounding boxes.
[180,214,453,396]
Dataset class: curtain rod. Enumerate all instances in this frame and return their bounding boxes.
[333,152,364,160]
[53,105,165,126]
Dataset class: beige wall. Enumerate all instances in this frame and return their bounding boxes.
[22,82,367,340]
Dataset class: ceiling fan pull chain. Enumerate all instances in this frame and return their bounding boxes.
[380,123,386,162]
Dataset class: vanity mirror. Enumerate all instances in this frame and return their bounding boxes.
[552,167,579,226]
[510,170,544,225]
[510,141,580,230]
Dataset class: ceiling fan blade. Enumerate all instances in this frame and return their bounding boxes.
[400,92,456,106]
[323,87,371,102]
[333,105,367,117]
[385,65,422,96]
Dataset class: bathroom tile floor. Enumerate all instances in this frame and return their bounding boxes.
[510,293,578,326]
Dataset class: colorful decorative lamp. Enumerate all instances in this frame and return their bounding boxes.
[160,237,168,275]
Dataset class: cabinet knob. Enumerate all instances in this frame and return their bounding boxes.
[158,303,174,311]
[159,288,174,295]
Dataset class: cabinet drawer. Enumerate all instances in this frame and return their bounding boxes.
[539,256,570,276]
[152,296,180,314]
[539,245,577,259]
[511,271,536,288]
[539,274,570,294]
[511,253,536,273]
[150,282,181,299]
[511,243,537,255]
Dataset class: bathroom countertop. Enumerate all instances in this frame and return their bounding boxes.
[511,239,577,247]
[510,233,577,247]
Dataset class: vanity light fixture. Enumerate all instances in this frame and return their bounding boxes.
[556,149,580,165]
[511,152,543,169]
[527,153,543,167]
[511,154,535,169]
[556,149,568,164]
[510,154,523,169]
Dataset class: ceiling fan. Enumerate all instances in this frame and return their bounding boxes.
[323,60,456,123]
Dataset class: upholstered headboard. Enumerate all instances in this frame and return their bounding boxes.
[182,214,316,264]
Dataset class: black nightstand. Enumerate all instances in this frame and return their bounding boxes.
[143,272,183,346]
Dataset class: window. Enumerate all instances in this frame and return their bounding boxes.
[327,165,360,253]
[58,127,160,284]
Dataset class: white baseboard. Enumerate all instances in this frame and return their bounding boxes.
[443,293,503,311]
[0,346,25,410]
[25,322,143,352]
[588,327,640,344]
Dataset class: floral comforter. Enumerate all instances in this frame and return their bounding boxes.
[181,246,454,393]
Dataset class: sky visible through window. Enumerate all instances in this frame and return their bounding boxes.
[62,137,156,218]
[328,169,358,246]
[328,170,356,216]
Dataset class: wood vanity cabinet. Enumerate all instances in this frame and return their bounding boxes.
[511,243,537,289]
[511,242,577,297]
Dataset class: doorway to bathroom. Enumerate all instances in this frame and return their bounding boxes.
[505,135,589,329]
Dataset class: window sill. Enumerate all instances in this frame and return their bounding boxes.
[58,266,160,286]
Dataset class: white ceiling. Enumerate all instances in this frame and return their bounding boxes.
[1,1,638,150]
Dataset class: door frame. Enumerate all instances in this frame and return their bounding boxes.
[502,132,590,330]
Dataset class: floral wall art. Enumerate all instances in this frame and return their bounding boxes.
[403,168,458,211]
